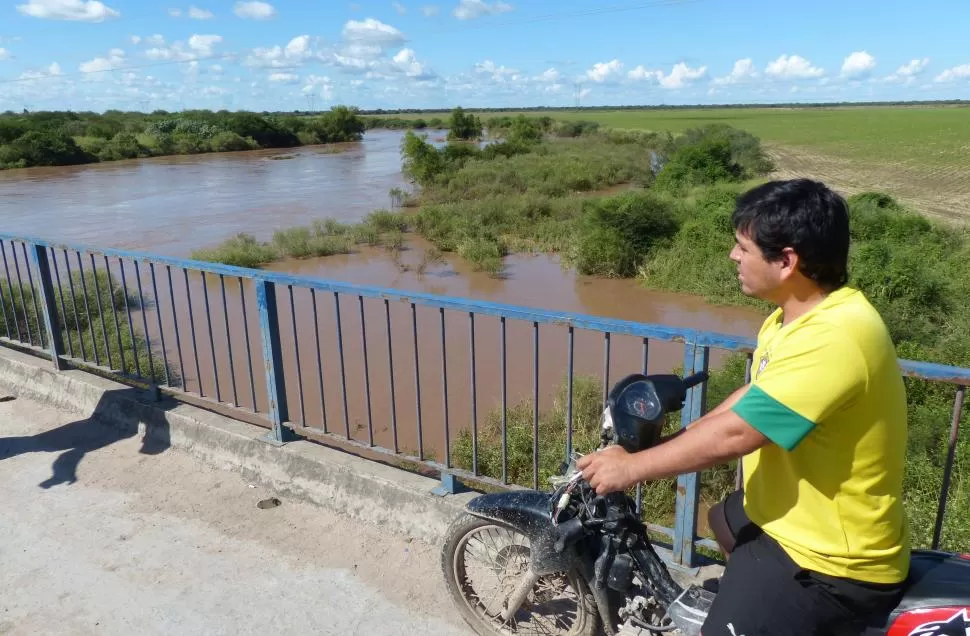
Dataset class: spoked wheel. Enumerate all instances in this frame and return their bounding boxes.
[441,514,599,636]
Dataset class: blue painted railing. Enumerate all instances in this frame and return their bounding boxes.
[0,232,967,568]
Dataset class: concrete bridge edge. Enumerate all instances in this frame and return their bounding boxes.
[0,346,480,547]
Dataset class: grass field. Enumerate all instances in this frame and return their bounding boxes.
[378,106,970,220]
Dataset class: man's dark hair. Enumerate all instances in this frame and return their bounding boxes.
[732,179,850,291]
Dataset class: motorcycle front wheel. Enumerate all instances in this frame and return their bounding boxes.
[441,513,600,636]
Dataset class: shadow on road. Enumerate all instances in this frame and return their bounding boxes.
[0,388,172,488]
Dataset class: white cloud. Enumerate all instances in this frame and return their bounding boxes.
[765,54,824,79]
[536,68,560,83]
[0,48,10,61]
[393,48,434,79]
[79,48,125,73]
[268,72,299,83]
[714,58,758,85]
[629,62,707,89]
[475,59,517,80]
[454,0,512,20]
[16,0,119,21]
[233,1,276,20]
[657,62,707,89]
[145,34,221,61]
[587,59,623,83]
[302,74,334,100]
[343,18,405,45]
[841,51,876,79]
[935,64,970,83]
[168,7,181,16]
[18,62,62,79]
[421,4,439,16]
[189,5,214,19]
[884,57,929,84]
[245,35,314,68]
[145,34,166,46]
[129,35,141,45]
[188,34,222,56]
[392,1,407,14]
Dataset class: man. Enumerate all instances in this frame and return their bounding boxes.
[577,179,910,635]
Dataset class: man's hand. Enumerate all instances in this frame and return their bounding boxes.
[576,445,638,495]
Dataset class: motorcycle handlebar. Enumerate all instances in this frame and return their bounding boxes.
[683,371,709,390]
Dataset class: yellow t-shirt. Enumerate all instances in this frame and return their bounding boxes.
[731,286,911,584]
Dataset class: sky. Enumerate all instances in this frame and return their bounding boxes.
[1,0,969,112]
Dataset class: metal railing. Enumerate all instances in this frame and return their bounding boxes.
[0,232,967,568]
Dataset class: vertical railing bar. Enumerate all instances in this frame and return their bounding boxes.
[21,243,45,348]
[76,252,99,367]
[28,244,66,370]
[104,256,126,375]
[50,249,73,359]
[255,280,289,443]
[238,278,257,410]
[167,266,187,391]
[932,386,965,550]
[149,264,171,388]
[566,325,575,461]
[201,272,221,402]
[0,249,11,339]
[134,261,155,383]
[118,258,138,375]
[412,302,424,460]
[289,285,305,425]
[219,275,238,405]
[385,298,398,453]
[532,320,540,491]
[89,254,112,368]
[12,242,34,346]
[63,250,84,361]
[183,268,203,397]
[501,316,508,485]
[469,311,478,475]
[359,295,374,447]
[673,340,709,568]
[334,292,350,439]
[1,241,22,343]
[602,331,611,407]
[311,289,327,431]
[441,307,450,468]
[642,337,649,374]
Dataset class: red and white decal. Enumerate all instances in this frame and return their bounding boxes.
[888,607,970,636]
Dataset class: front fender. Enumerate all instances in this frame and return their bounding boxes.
[465,490,578,575]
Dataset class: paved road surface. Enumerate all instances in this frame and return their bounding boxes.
[0,395,474,636]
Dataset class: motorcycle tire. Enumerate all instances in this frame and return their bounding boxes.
[441,512,600,636]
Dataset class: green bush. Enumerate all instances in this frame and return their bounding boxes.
[446,106,482,141]
[2,130,94,167]
[567,191,680,277]
[654,138,743,195]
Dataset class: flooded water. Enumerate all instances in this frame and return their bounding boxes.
[0,130,411,256]
[0,130,766,474]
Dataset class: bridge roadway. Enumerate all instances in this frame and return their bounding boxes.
[0,393,474,636]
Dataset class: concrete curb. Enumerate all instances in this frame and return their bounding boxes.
[0,347,479,545]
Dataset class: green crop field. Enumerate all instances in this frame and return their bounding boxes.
[378,106,970,220]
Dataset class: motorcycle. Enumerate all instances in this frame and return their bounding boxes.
[441,371,970,636]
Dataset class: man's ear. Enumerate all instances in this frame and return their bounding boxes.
[778,246,799,280]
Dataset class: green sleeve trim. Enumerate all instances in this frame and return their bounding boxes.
[731,385,815,451]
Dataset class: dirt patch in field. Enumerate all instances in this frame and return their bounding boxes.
[765,143,970,223]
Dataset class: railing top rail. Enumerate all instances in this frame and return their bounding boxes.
[4,232,970,385]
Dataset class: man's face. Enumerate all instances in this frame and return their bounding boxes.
[729,230,785,301]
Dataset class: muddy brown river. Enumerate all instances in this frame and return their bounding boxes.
[0,130,765,471]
